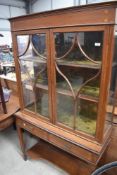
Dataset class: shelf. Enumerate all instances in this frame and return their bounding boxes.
[78,94,98,103]
[36,83,48,91]
[56,87,99,103]
[25,83,48,91]
[19,55,46,63]
[57,61,101,69]
[24,83,98,103]
[57,88,73,97]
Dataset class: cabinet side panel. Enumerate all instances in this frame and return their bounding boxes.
[115,8,117,24]
[96,26,115,142]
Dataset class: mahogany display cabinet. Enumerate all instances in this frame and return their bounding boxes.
[10,1,117,174]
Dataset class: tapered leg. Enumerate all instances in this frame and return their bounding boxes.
[17,126,27,161]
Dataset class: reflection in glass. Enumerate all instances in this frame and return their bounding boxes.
[31,34,46,57]
[20,60,48,85]
[17,35,29,56]
[17,34,47,59]
[55,33,75,58]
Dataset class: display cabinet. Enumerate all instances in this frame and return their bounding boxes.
[10,1,117,173]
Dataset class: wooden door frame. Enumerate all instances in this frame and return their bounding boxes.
[12,29,53,123]
[50,25,114,142]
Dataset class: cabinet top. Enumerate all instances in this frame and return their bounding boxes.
[9,1,117,32]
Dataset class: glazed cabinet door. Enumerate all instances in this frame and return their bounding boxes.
[51,26,108,139]
[16,30,52,121]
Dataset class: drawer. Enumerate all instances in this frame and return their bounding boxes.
[17,119,34,132]
[16,118,98,164]
[48,134,98,163]
[17,119,49,141]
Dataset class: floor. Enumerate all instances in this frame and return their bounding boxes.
[0,125,117,175]
[0,127,68,175]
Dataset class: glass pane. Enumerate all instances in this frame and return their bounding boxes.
[35,62,48,117]
[55,33,75,58]
[20,60,49,118]
[57,94,74,128]
[33,89,49,117]
[20,60,48,84]
[17,34,47,61]
[17,33,49,118]
[79,75,100,98]
[55,31,103,67]
[80,32,103,61]
[76,99,97,135]
[56,65,100,97]
[32,34,46,57]
[17,35,29,56]
[22,84,35,113]
[20,60,35,93]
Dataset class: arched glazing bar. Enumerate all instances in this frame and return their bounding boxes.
[55,33,101,66]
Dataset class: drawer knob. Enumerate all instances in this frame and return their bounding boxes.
[23,123,26,127]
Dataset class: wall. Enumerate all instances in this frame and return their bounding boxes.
[32,0,52,13]
[0,31,12,47]
[88,0,114,3]
[32,0,81,13]
[0,0,26,47]
[32,0,115,13]
[0,0,114,47]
